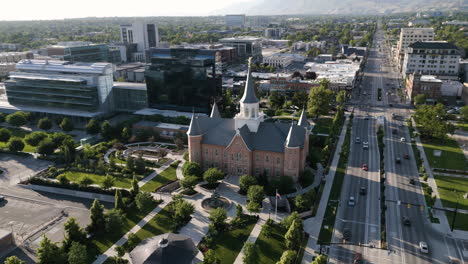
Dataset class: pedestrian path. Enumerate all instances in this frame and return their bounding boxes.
[92,195,172,264]
[301,116,350,263]
[137,164,171,187]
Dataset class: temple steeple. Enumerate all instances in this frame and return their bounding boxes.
[298,108,308,127]
[210,102,221,118]
[239,57,259,104]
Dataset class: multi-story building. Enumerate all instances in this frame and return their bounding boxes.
[0,43,23,52]
[263,53,294,68]
[264,28,284,39]
[396,28,435,68]
[219,37,262,62]
[44,42,113,63]
[0,63,15,79]
[225,15,246,27]
[108,42,138,63]
[3,60,114,119]
[402,41,461,80]
[405,73,442,101]
[187,59,309,181]
[144,48,222,113]
[0,52,34,63]
[120,22,159,53]
[112,82,148,112]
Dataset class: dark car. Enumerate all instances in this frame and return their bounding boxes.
[409,178,416,185]
[404,154,410,160]
[343,228,351,240]
[392,129,398,134]
[359,187,367,195]
[0,195,4,202]
[403,216,411,226]
[396,157,401,164]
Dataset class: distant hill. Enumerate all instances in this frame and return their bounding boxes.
[213,0,464,15]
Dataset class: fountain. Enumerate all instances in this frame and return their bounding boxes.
[201,191,231,211]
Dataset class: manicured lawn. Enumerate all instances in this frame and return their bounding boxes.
[123,205,173,251]
[140,163,178,192]
[59,171,133,189]
[0,126,37,152]
[252,223,286,264]
[421,138,467,171]
[86,205,157,263]
[209,215,258,264]
[446,212,468,232]
[312,117,333,134]
[456,123,468,132]
[434,175,468,211]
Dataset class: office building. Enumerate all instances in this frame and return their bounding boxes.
[402,41,461,80]
[263,53,294,68]
[219,37,262,62]
[225,15,246,27]
[120,22,159,53]
[0,43,23,52]
[264,28,284,39]
[396,28,435,68]
[406,73,463,102]
[0,51,34,63]
[145,48,222,113]
[3,60,113,118]
[187,59,309,181]
[44,42,113,63]
[108,42,138,63]
[112,82,148,112]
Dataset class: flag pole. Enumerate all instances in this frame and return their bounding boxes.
[275,189,278,222]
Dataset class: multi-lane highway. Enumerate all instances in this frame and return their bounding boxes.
[328,22,467,264]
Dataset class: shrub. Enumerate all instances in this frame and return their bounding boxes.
[135,192,155,212]
[24,131,48,146]
[37,117,53,131]
[182,162,202,178]
[59,118,74,132]
[203,168,224,187]
[239,174,257,194]
[247,185,264,204]
[0,128,12,142]
[6,112,27,127]
[7,137,25,152]
[37,138,56,156]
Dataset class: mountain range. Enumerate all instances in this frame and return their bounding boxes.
[213,0,465,15]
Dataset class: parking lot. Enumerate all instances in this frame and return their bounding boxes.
[0,154,52,186]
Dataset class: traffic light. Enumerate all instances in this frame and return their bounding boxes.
[407,203,411,208]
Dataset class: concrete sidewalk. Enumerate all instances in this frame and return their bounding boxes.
[138,164,171,187]
[301,116,350,263]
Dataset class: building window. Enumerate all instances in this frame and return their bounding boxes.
[231,154,234,160]
[205,149,208,155]
[276,157,280,165]
[256,155,259,161]
[237,153,241,161]
[265,155,269,163]
[276,170,280,177]
[255,167,259,175]
[215,149,218,156]
[225,163,228,169]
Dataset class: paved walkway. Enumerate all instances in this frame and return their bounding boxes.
[301,115,350,263]
[138,164,171,187]
[286,166,323,198]
[433,172,468,179]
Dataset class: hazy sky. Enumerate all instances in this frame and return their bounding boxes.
[1,0,254,21]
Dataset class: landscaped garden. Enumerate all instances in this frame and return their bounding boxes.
[251,221,286,263]
[312,117,333,134]
[434,175,468,211]
[140,161,180,192]
[421,138,467,171]
[59,171,135,189]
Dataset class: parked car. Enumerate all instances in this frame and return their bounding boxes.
[403,216,411,226]
[409,178,416,185]
[400,137,406,142]
[395,157,401,164]
[348,196,356,206]
[363,142,369,150]
[419,241,429,254]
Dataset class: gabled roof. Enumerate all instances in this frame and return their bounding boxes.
[298,109,308,128]
[239,57,259,104]
[210,103,221,118]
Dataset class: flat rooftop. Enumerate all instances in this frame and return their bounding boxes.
[0,99,104,118]
[15,59,113,75]
[219,36,261,42]
[113,82,147,91]
[134,108,207,119]
[134,120,189,130]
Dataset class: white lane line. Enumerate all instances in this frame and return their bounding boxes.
[339,218,380,227]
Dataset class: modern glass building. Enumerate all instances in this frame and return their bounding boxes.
[45,43,114,63]
[112,82,148,111]
[145,48,222,113]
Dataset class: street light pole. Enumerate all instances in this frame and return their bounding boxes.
[450,197,459,232]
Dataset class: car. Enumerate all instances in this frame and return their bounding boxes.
[353,253,363,264]
[395,157,401,164]
[361,164,368,171]
[403,216,411,226]
[355,137,361,143]
[0,195,4,202]
[400,137,406,142]
[363,142,369,150]
[359,187,367,195]
[404,154,409,159]
[364,114,370,120]
[389,103,393,107]
[391,113,396,119]
[409,178,416,185]
[392,129,398,134]
[343,228,351,240]
[348,196,356,206]
[419,241,429,254]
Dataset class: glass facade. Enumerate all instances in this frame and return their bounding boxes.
[113,88,148,111]
[63,44,110,63]
[145,48,222,112]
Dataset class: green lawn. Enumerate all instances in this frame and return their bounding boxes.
[421,138,467,171]
[312,117,333,134]
[59,171,133,189]
[123,205,173,251]
[456,123,468,132]
[434,175,468,211]
[140,163,178,192]
[86,205,157,263]
[0,126,37,152]
[446,212,468,232]
[209,216,257,264]
[252,223,286,264]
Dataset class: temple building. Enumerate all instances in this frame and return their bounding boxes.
[187,58,309,182]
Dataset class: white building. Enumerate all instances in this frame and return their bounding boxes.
[396,28,435,67]
[120,23,159,54]
[441,80,463,97]
[402,41,461,80]
[225,14,246,27]
[304,59,362,91]
[263,54,294,68]
[291,41,327,52]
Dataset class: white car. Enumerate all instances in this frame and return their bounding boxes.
[400,137,406,142]
[355,137,361,144]
[419,241,429,254]
[348,196,356,206]
[363,142,369,149]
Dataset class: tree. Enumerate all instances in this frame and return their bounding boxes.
[0,113,5,123]
[6,112,27,127]
[209,207,227,231]
[63,217,86,247]
[292,91,308,108]
[60,138,76,163]
[336,91,346,107]
[24,131,48,146]
[0,128,11,142]
[101,175,115,190]
[460,105,468,120]
[236,203,243,219]
[115,189,124,210]
[126,156,134,172]
[4,256,25,264]
[68,242,87,264]
[414,104,455,139]
[7,138,24,152]
[247,185,265,204]
[269,91,285,110]
[239,174,258,194]
[182,162,202,178]
[285,220,302,250]
[86,119,100,135]
[57,174,70,185]
[127,233,140,249]
[87,199,105,233]
[247,201,260,213]
[135,192,155,212]
[243,242,256,264]
[59,117,74,132]
[36,235,65,264]
[37,138,56,156]
[311,255,328,264]
[105,209,124,233]
[121,127,131,142]
[282,211,303,230]
[130,176,139,198]
[78,176,93,187]
[204,249,220,264]
[169,197,195,228]
[414,94,426,105]
[101,121,115,140]
[37,117,52,131]
[307,79,334,118]
[134,155,146,174]
[180,176,198,191]
[294,194,310,212]
[203,168,224,187]
[115,245,126,258]
[276,250,296,264]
